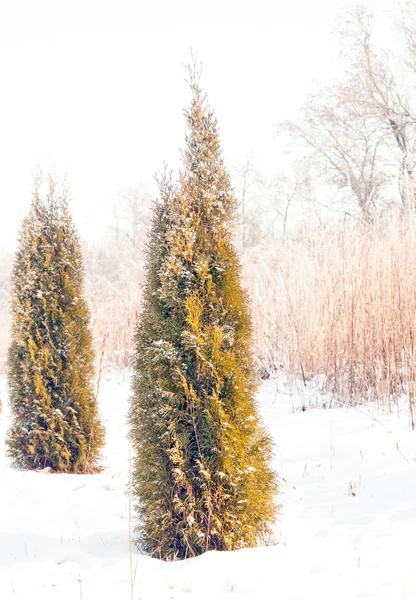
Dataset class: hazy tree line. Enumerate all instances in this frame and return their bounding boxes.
[2,3,416,403]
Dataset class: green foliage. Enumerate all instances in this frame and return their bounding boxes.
[129,71,277,560]
[6,178,104,473]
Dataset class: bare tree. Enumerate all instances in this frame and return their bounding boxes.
[340,6,416,211]
[235,157,315,246]
[112,184,152,255]
[262,161,319,240]
[279,88,386,219]
[234,155,264,249]
[278,5,416,216]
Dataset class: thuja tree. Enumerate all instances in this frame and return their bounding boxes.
[129,69,277,560]
[7,178,104,473]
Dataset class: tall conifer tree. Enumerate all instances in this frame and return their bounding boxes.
[129,68,277,560]
[7,177,104,473]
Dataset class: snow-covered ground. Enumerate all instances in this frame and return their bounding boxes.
[1,372,416,599]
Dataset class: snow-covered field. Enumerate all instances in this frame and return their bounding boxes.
[1,373,416,599]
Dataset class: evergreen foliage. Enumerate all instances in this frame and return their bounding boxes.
[7,178,104,473]
[129,68,277,560]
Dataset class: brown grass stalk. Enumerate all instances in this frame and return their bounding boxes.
[245,209,416,411]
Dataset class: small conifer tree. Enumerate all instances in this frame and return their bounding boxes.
[7,177,104,473]
[129,67,277,560]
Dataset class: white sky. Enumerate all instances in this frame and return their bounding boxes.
[0,0,392,251]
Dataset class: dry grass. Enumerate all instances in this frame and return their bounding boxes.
[84,243,144,370]
[87,282,142,371]
[0,250,12,374]
[2,209,416,414]
[246,209,416,414]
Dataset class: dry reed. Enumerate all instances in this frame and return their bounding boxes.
[246,209,416,415]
